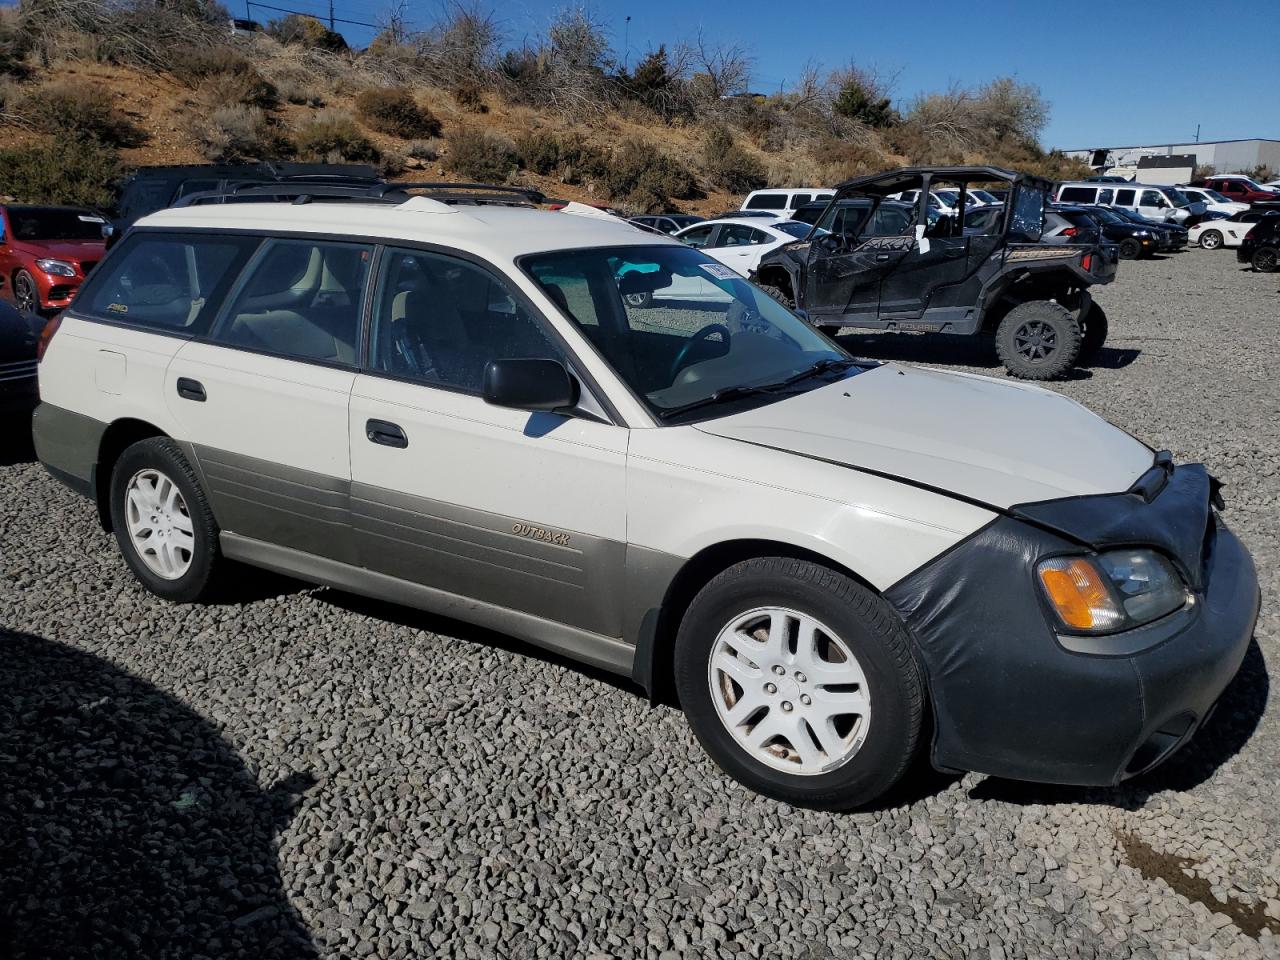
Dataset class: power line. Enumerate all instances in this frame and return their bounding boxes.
[244,0,378,31]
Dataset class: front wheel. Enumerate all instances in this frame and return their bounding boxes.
[623,291,653,309]
[674,557,924,810]
[109,437,227,602]
[995,300,1083,380]
[13,269,39,313]
[1198,229,1224,250]
[1252,246,1279,273]
[756,282,795,310]
[1118,238,1143,260]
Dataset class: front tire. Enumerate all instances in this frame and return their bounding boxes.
[1118,238,1143,260]
[1079,301,1109,362]
[756,282,795,310]
[1198,229,1223,250]
[14,269,39,313]
[623,291,653,309]
[1252,246,1279,273]
[109,437,226,603]
[995,300,1082,380]
[674,557,924,810]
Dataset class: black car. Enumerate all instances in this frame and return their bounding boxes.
[0,299,41,415]
[1053,205,1159,259]
[754,166,1116,380]
[629,214,704,235]
[112,162,384,232]
[1238,213,1280,272]
[1106,207,1188,251]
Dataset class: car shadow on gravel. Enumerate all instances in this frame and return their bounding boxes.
[833,331,1140,374]
[0,629,318,959]
[967,639,1269,809]
[0,411,36,466]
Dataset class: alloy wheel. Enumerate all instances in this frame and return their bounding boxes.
[124,468,196,580]
[1255,248,1278,272]
[14,273,37,313]
[1200,231,1222,250]
[708,606,871,776]
[1013,319,1058,362]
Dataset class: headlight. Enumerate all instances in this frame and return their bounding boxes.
[35,258,76,277]
[1037,549,1188,634]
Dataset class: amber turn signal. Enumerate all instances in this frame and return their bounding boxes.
[1037,557,1123,631]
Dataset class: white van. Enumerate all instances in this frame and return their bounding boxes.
[1054,182,1206,224]
[740,188,834,219]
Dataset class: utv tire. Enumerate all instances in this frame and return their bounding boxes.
[109,437,226,603]
[1198,229,1224,250]
[1118,238,1143,260]
[995,300,1082,380]
[674,557,924,811]
[1079,301,1109,362]
[1252,246,1279,273]
[757,283,795,310]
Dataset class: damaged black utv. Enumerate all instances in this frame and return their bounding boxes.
[754,166,1119,380]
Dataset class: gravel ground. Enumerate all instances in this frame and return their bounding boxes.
[1,247,1277,959]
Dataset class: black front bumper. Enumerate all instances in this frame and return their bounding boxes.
[886,463,1260,786]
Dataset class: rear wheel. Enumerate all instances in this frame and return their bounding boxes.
[995,300,1082,380]
[674,557,924,810]
[1118,238,1143,260]
[1079,301,1109,362]
[109,437,226,602]
[1252,246,1279,273]
[623,291,653,309]
[1198,229,1224,250]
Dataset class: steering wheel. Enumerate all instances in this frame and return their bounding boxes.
[669,323,731,383]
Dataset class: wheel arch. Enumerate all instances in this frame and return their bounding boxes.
[94,418,170,531]
[754,260,799,303]
[633,538,883,704]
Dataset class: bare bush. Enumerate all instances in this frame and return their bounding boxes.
[190,104,291,163]
[594,138,699,212]
[20,79,145,146]
[267,15,347,52]
[451,81,487,113]
[447,127,517,182]
[17,0,226,71]
[0,135,120,206]
[702,124,766,193]
[172,47,277,108]
[292,109,381,163]
[405,138,441,161]
[354,87,441,138]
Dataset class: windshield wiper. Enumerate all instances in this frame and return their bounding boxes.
[656,359,859,421]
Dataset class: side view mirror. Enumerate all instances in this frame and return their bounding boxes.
[483,358,578,413]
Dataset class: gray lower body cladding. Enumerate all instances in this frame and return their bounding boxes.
[32,402,106,497]
[886,464,1259,785]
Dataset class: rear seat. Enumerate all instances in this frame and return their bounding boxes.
[225,305,357,363]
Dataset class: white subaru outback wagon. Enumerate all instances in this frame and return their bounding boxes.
[33,184,1260,810]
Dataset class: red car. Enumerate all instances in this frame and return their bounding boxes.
[1196,176,1280,207]
[0,204,108,314]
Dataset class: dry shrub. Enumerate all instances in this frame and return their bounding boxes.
[21,80,145,146]
[172,47,276,108]
[405,138,441,161]
[0,136,120,207]
[447,128,517,182]
[292,109,381,163]
[452,81,488,113]
[267,15,347,52]
[275,75,326,107]
[514,130,604,184]
[595,138,699,212]
[354,87,441,139]
[810,138,885,182]
[191,105,291,163]
[702,124,766,193]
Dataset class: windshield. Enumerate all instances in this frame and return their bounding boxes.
[523,245,850,420]
[1204,189,1230,203]
[6,207,105,241]
[773,221,813,239]
[969,190,999,204]
[1167,189,1190,208]
[934,189,960,206]
[1091,207,1127,224]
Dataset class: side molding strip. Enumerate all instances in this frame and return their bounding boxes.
[220,532,637,677]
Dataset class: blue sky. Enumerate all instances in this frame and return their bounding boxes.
[294,0,1278,150]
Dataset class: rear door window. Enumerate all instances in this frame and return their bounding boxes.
[745,193,786,210]
[1115,189,1136,205]
[209,238,372,365]
[1059,187,1096,203]
[75,232,258,333]
[678,225,716,248]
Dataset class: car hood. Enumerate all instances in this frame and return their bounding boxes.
[11,239,105,262]
[694,364,1155,509]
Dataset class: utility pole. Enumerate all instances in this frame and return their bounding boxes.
[624,16,631,70]
[329,0,335,32]
[1195,123,1200,144]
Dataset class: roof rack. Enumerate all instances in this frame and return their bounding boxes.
[173,180,547,209]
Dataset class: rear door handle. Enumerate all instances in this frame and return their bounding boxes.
[366,419,408,449]
[176,377,206,402]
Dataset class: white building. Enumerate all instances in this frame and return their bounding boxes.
[1063,139,1280,178]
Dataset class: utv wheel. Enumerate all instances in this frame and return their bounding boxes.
[13,269,39,313]
[1118,238,1143,260]
[1253,246,1279,273]
[756,283,795,310]
[674,557,924,811]
[1079,301,1109,362]
[995,300,1082,380]
[1198,229,1224,250]
[109,437,225,603]
[623,291,653,309]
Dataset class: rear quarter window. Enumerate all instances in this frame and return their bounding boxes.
[1059,187,1096,203]
[74,232,259,334]
[745,193,787,210]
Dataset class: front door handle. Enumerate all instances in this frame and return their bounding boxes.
[176,377,206,402]
[366,419,408,449]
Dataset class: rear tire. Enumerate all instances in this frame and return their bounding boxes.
[1118,238,1143,260]
[109,437,226,603]
[1198,229,1223,250]
[674,557,924,811]
[1079,301,1109,362]
[995,300,1082,380]
[1252,246,1279,273]
[623,291,653,309]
